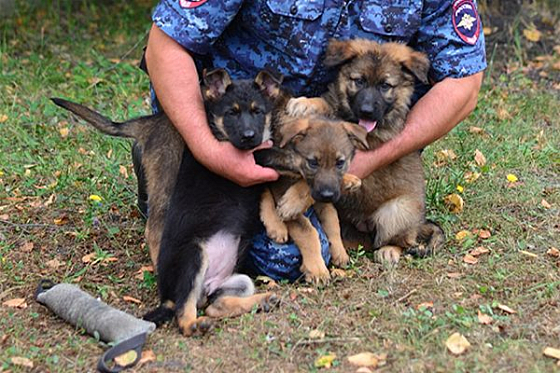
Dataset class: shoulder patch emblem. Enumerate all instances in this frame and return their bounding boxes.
[452,0,480,45]
[179,0,209,9]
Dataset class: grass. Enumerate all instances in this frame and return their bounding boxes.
[1,1,559,372]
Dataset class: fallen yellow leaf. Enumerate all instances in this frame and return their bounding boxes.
[416,302,434,310]
[464,171,481,183]
[446,332,471,355]
[59,127,69,138]
[0,114,8,123]
[523,27,542,42]
[519,250,538,259]
[444,193,464,213]
[456,185,464,193]
[314,353,336,368]
[347,352,379,367]
[543,347,560,360]
[89,194,102,202]
[506,174,518,183]
[114,350,138,367]
[455,230,471,241]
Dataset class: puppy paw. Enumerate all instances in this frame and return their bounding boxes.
[179,316,214,337]
[301,260,331,285]
[330,245,350,268]
[277,200,308,222]
[405,243,431,258]
[259,293,280,313]
[266,221,289,243]
[342,174,362,193]
[373,245,404,265]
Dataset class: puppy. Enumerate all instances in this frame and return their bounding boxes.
[53,69,282,336]
[285,39,445,264]
[257,116,367,283]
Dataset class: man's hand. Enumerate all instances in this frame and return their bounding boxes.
[196,140,279,187]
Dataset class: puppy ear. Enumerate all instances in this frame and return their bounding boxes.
[202,68,232,100]
[278,118,310,148]
[324,39,380,67]
[401,50,430,85]
[342,121,369,151]
[254,70,284,99]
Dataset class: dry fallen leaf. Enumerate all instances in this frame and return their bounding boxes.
[455,230,471,241]
[356,368,373,373]
[59,127,69,138]
[119,165,129,179]
[46,259,62,269]
[347,352,379,367]
[547,247,560,258]
[82,252,96,263]
[478,310,493,325]
[541,199,552,209]
[464,171,481,183]
[138,350,156,366]
[0,114,8,123]
[444,193,464,213]
[523,27,542,42]
[416,302,434,310]
[123,295,142,304]
[309,329,325,339]
[447,272,462,279]
[53,216,69,225]
[474,229,492,239]
[314,353,336,368]
[3,298,27,309]
[543,347,560,360]
[10,357,34,368]
[470,246,490,257]
[114,350,138,367]
[468,126,485,134]
[446,332,471,355]
[497,304,516,314]
[463,254,478,265]
[435,149,457,165]
[474,149,486,167]
[20,241,34,252]
[519,250,538,259]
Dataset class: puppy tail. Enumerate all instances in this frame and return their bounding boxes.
[51,97,152,140]
[143,302,175,327]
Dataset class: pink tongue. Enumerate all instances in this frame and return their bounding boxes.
[358,119,377,133]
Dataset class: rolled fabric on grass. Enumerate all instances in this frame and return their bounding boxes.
[36,280,155,372]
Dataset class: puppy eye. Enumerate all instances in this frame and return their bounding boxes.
[252,107,263,115]
[307,158,319,169]
[379,82,393,92]
[336,159,345,169]
[227,107,241,116]
[352,77,366,88]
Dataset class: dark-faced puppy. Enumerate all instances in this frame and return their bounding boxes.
[286,39,445,264]
[53,69,282,336]
[258,116,367,283]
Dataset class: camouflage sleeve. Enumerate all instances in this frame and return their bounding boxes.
[415,0,487,82]
[152,0,245,54]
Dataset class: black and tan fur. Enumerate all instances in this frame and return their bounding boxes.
[285,39,445,264]
[256,112,368,283]
[53,69,282,336]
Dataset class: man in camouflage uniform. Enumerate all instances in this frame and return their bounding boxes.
[139,0,486,280]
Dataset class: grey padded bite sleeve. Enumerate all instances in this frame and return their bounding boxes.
[36,283,155,343]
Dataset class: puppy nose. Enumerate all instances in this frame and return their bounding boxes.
[318,189,335,201]
[242,130,255,141]
[359,104,374,117]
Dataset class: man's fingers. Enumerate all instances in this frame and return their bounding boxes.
[251,140,274,152]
